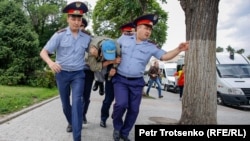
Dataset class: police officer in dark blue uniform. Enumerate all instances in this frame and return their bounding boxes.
[80,18,94,124]
[112,14,189,141]
[99,22,135,128]
[40,1,90,141]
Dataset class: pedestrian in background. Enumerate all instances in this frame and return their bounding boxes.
[39,2,90,141]
[112,13,189,141]
[146,60,163,98]
[175,64,185,101]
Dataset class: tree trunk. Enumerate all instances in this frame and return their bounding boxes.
[179,0,220,124]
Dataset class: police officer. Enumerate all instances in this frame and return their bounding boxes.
[40,1,90,141]
[81,17,88,28]
[112,14,189,141]
[80,18,94,124]
[119,22,135,35]
[80,17,91,35]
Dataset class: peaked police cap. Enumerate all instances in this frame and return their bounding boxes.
[134,14,158,27]
[62,1,88,15]
[119,22,135,32]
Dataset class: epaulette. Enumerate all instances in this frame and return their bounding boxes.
[57,28,66,33]
[81,29,91,36]
[148,40,160,48]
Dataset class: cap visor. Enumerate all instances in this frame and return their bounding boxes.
[103,53,115,60]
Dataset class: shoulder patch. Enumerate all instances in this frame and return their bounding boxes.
[57,28,66,33]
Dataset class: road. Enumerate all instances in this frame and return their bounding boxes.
[0,87,249,141]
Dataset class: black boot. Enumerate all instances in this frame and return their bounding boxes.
[92,81,98,91]
[99,82,104,95]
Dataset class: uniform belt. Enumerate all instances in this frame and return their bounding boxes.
[117,73,141,80]
[62,70,79,72]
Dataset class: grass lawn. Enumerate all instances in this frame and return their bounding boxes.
[0,85,58,116]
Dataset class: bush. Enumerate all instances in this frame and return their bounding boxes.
[28,69,56,88]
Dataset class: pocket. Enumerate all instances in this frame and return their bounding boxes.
[78,43,87,54]
[60,41,71,55]
[121,45,130,55]
[134,49,149,61]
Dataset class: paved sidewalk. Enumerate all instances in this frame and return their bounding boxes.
[0,87,250,141]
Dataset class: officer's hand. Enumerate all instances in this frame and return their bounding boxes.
[178,41,189,52]
[89,46,98,57]
[109,68,116,77]
[114,57,121,64]
[48,62,61,73]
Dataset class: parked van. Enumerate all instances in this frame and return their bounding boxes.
[216,52,250,106]
[176,52,250,106]
[177,57,184,71]
[160,62,178,93]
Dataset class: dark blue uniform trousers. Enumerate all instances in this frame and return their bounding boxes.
[112,74,145,137]
[101,78,115,122]
[83,69,94,121]
[56,70,85,141]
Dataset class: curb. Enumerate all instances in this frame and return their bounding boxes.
[0,96,59,124]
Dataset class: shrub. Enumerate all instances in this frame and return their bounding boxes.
[28,69,56,88]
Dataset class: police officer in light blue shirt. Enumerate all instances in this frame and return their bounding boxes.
[40,1,91,141]
[112,13,189,141]
[117,33,165,77]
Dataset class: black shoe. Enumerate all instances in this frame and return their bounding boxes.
[100,120,106,128]
[159,95,163,98]
[113,130,120,141]
[66,124,72,132]
[99,82,104,95]
[93,81,98,91]
[83,116,87,124]
[82,119,88,124]
[120,134,131,141]
[83,120,87,124]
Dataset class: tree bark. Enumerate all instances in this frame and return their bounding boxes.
[179,0,220,124]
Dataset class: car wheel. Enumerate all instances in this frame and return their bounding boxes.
[173,86,178,93]
[217,95,224,105]
[164,85,167,91]
[166,85,170,92]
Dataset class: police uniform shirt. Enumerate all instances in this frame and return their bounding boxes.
[88,36,120,72]
[117,34,166,78]
[44,27,91,71]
